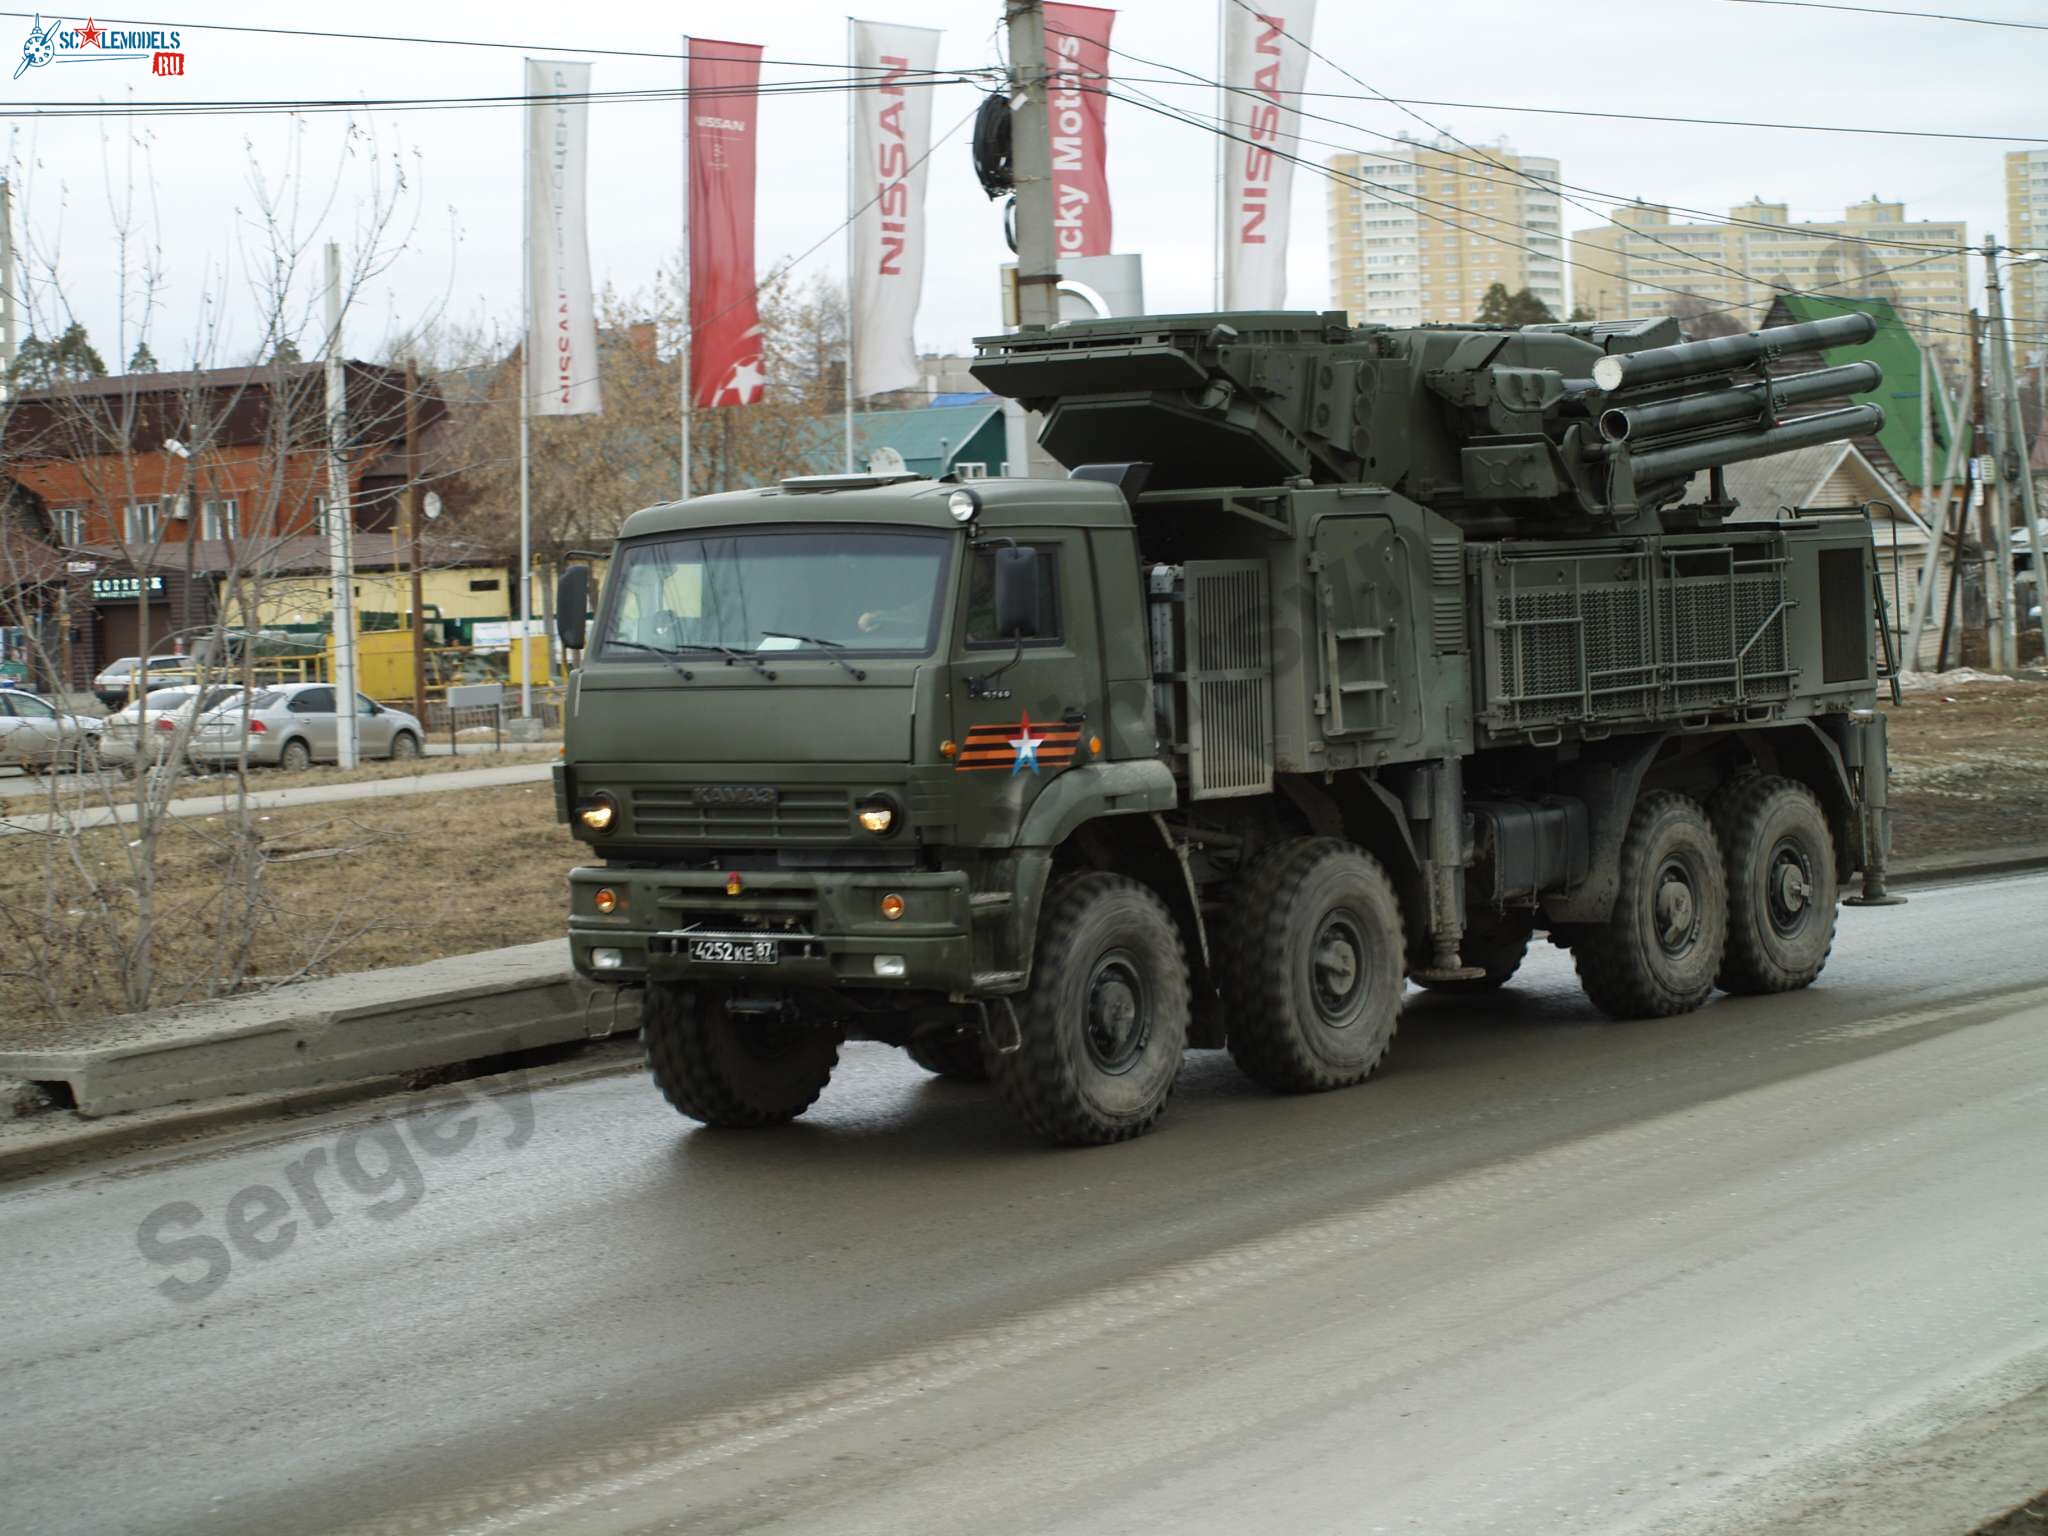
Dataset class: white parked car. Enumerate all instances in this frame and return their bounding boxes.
[191,683,423,771]
[0,690,105,771]
[100,685,247,767]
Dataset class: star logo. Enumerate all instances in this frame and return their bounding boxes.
[712,355,765,406]
[1009,711,1044,777]
[76,16,101,47]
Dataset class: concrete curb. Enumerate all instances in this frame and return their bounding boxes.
[1887,842,2048,889]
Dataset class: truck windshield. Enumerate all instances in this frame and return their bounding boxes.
[599,529,950,659]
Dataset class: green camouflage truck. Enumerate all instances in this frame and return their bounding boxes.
[553,309,1902,1146]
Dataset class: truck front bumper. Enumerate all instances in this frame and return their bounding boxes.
[568,865,976,992]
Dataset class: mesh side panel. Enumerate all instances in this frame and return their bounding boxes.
[1185,561,1272,798]
[1484,543,1790,732]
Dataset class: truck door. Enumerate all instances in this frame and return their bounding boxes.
[949,533,1098,841]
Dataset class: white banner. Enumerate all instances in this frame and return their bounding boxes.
[849,20,941,400]
[526,58,602,416]
[1222,2,1316,311]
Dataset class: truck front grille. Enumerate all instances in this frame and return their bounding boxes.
[628,786,852,845]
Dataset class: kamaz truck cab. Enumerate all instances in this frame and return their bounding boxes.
[558,311,1901,1146]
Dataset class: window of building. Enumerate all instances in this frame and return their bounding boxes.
[468,577,502,593]
[52,507,83,545]
[202,499,239,541]
[123,502,160,543]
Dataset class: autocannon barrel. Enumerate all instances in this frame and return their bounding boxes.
[1590,312,1879,393]
[1626,402,1886,482]
[1598,360,1883,444]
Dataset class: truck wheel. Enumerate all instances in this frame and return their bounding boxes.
[987,872,1189,1146]
[1412,913,1532,994]
[1713,775,1837,995]
[905,1025,989,1082]
[1221,838,1405,1093]
[1574,791,1728,1019]
[643,984,840,1128]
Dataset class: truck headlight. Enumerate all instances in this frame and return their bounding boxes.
[856,795,901,835]
[577,793,619,833]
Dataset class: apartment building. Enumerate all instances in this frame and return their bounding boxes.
[1327,137,1568,327]
[2004,151,2048,344]
[1572,198,1969,379]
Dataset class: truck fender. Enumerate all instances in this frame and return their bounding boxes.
[1541,733,1669,925]
[1014,759,1178,850]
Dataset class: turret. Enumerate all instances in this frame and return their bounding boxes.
[970,309,1885,535]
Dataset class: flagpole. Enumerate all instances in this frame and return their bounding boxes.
[518,61,534,721]
[679,35,692,501]
[1214,0,1225,309]
[843,15,856,473]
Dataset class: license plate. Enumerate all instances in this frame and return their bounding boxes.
[687,937,779,966]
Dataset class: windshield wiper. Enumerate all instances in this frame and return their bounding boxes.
[757,631,867,681]
[606,638,777,681]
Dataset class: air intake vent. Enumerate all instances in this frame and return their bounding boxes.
[1181,561,1272,799]
[1817,546,1869,684]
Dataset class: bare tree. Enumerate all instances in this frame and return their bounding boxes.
[0,115,443,1026]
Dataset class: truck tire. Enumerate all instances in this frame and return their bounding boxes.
[1412,914,1532,994]
[905,1026,989,1082]
[1574,791,1728,1019]
[1712,775,1837,995]
[1220,838,1405,1093]
[986,872,1189,1146]
[643,984,840,1128]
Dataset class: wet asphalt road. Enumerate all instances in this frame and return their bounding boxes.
[3,873,2045,1536]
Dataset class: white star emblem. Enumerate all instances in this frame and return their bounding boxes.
[1009,716,1044,776]
[715,356,766,406]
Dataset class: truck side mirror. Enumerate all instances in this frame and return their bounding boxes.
[993,546,1041,639]
[556,565,591,652]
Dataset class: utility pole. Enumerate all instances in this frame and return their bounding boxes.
[404,357,427,723]
[1986,239,2048,663]
[1005,1,1061,332]
[324,241,360,769]
[0,176,16,394]
[1902,348,1966,669]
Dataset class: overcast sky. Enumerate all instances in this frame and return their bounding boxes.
[0,0,2033,371]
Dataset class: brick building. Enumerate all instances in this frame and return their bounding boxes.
[0,361,446,689]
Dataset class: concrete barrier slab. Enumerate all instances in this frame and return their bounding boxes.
[0,940,640,1118]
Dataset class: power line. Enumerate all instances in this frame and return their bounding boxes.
[1110,72,2048,146]
[1086,38,1994,255]
[1105,81,2048,347]
[0,73,990,122]
[1712,0,2048,32]
[0,10,934,67]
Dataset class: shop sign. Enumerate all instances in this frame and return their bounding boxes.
[90,575,166,600]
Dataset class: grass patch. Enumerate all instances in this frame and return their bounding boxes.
[0,783,577,1036]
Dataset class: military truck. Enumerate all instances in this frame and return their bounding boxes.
[553,309,1901,1146]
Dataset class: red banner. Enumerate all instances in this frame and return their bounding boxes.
[1042,4,1113,259]
[687,39,765,407]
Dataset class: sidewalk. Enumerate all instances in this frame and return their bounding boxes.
[0,761,554,838]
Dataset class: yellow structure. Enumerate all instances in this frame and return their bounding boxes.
[1327,136,1568,327]
[1571,199,1969,380]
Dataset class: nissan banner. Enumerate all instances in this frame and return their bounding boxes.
[849,19,941,400]
[688,39,766,406]
[1222,2,1315,309]
[525,58,602,415]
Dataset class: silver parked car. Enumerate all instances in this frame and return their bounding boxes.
[0,690,105,771]
[191,683,423,771]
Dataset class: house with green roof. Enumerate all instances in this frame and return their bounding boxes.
[792,400,1008,480]
[1763,295,1970,498]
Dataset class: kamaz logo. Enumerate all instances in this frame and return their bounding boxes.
[696,784,779,807]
